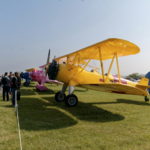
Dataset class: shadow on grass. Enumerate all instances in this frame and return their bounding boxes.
[42,97,125,123]
[3,104,14,108]
[18,97,77,131]
[22,84,35,88]
[21,81,36,88]
[88,99,150,106]
[33,89,55,95]
[21,88,36,96]
[117,99,150,106]
[18,87,125,131]
[74,89,88,92]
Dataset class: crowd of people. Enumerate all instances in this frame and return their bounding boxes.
[0,72,21,107]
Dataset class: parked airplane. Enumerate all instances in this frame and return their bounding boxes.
[47,38,150,106]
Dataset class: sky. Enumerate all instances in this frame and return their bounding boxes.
[0,0,150,76]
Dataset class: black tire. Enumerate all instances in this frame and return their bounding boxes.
[144,96,149,102]
[55,92,66,102]
[65,94,78,107]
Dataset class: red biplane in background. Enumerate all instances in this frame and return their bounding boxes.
[25,50,62,91]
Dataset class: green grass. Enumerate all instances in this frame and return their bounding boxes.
[0,82,150,150]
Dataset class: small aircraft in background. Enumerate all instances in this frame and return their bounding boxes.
[24,50,62,91]
[20,71,31,86]
[46,38,150,107]
[25,68,50,91]
[145,72,150,93]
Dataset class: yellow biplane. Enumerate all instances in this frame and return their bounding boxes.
[47,38,150,107]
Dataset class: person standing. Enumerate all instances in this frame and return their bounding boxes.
[8,72,13,80]
[0,75,2,94]
[16,72,21,100]
[1,72,10,101]
[11,72,21,106]
[8,72,13,94]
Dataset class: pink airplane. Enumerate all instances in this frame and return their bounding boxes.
[26,50,62,91]
[27,68,62,91]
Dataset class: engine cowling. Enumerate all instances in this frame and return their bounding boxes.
[47,60,59,80]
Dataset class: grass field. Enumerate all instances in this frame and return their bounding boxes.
[0,82,150,150]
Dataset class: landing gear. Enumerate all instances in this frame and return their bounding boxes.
[65,94,78,107]
[144,96,149,102]
[54,85,78,107]
[55,92,66,102]
[55,84,68,102]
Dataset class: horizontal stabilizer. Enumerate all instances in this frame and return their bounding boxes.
[138,78,149,86]
[136,78,150,89]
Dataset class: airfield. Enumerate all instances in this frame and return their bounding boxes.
[0,82,150,150]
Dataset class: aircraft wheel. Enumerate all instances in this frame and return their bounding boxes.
[144,96,149,102]
[65,94,78,107]
[55,92,66,102]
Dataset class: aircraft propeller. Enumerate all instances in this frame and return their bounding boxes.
[44,49,50,76]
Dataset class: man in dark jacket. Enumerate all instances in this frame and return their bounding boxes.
[1,72,10,101]
[11,72,21,106]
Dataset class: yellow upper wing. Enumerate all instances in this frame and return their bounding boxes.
[55,38,140,64]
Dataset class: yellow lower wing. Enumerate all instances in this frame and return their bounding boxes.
[80,83,148,96]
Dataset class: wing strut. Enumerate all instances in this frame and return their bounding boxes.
[115,53,121,83]
[74,52,97,77]
[107,54,115,75]
[68,53,92,82]
[80,58,92,73]
[106,54,116,81]
[98,48,105,82]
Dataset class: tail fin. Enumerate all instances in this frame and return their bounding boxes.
[138,78,149,85]
[136,78,150,90]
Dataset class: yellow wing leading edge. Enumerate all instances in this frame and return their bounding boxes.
[55,38,140,64]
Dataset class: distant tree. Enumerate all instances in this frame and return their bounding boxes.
[126,73,144,80]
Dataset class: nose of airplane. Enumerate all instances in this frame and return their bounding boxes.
[47,60,59,80]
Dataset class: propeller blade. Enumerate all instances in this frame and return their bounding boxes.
[46,49,50,65]
[45,49,51,76]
